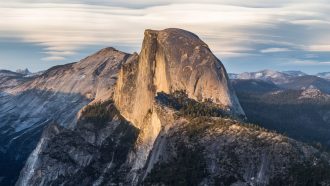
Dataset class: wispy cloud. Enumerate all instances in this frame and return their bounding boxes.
[260,48,291,53]
[291,60,330,66]
[41,56,66,61]
[308,45,330,52]
[0,0,329,73]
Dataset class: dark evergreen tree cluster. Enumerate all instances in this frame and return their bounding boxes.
[156,90,228,118]
[80,100,116,127]
[237,91,330,151]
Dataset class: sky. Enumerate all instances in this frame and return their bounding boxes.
[0,0,330,74]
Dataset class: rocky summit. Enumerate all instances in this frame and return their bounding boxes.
[2,28,330,186]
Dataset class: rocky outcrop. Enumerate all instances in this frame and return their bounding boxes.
[143,115,330,185]
[0,48,130,185]
[16,101,139,186]
[16,92,330,186]
[115,28,244,126]
[114,28,245,184]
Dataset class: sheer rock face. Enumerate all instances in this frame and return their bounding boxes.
[114,29,245,182]
[115,28,244,128]
[153,29,241,111]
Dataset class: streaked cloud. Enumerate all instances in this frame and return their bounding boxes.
[42,56,66,61]
[291,60,330,66]
[0,0,330,73]
[260,48,291,53]
[308,45,330,52]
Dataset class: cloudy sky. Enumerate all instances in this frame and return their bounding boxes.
[1,0,330,73]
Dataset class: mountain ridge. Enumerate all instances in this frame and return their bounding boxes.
[0,47,130,185]
[1,28,330,185]
[229,69,330,94]
[229,70,330,80]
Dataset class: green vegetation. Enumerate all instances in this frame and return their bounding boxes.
[285,158,330,186]
[184,117,213,138]
[156,90,228,118]
[143,142,207,186]
[237,91,330,151]
[80,100,116,127]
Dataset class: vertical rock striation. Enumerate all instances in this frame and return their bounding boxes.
[115,28,244,126]
[114,28,245,184]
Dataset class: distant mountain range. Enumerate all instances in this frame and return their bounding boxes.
[281,70,307,77]
[229,70,330,80]
[231,69,330,153]
[229,69,330,94]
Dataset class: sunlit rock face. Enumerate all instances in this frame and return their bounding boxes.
[114,28,245,183]
[1,47,129,131]
[15,29,330,186]
[115,28,244,128]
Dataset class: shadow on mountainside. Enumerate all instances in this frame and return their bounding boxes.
[16,100,139,186]
[0,89,91,186]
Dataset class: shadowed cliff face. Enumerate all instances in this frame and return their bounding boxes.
[16,102,139,186]
[0,90,90,185]
[0,48,130,185]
